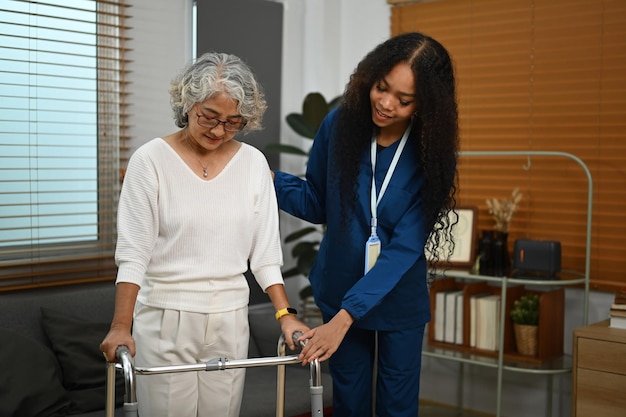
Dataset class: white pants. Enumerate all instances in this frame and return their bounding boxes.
[132,303,249,417]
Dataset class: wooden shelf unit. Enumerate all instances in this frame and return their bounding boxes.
[421,150,591,417]
[424,271,584,417]
[429,276,565,363]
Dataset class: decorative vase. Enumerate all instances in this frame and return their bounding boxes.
[493,231,510,277]
[478,230,495,276]
[478,230,510,276]
[514,323,538,356]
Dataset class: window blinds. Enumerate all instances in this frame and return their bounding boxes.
[390,0,626,291]
[0,0,130,290]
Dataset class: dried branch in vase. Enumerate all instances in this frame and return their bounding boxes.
[486,188,523,233]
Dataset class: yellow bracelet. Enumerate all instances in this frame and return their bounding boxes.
[275,307,298,321]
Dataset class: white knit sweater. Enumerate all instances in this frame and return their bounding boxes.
[115,138,284,313]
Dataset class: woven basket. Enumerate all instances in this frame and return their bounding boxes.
[514,323,538,356]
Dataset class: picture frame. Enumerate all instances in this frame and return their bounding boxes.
[426,206,478,268]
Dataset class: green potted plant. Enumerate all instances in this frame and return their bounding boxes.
[266,92,341,291]
[510,292,540,356]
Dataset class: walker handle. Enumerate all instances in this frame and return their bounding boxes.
[292,331,307,348]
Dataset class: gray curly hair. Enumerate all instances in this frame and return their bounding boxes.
[169,52,267,133]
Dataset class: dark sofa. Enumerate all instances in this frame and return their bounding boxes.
[0,281,331,417]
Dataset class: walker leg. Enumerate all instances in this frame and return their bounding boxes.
[276,334,288,417]
[277,332,325,417]
[105,362,116,417]
[310,385,324,416]
[123,402,139,417]
[117,345,139,417]
[309,359,324,417]
[276,363,287,417]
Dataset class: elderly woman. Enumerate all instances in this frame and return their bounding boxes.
[100,52,308,417]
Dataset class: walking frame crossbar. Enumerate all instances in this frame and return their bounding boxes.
[105,332,324,417]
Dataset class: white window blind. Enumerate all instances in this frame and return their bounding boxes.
[0,0,130,290]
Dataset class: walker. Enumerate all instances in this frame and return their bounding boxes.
[105,332,323,417]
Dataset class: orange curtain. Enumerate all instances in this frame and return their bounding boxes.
[391,0,626,291]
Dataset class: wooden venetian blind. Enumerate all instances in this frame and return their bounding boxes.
[390,0,626,291]
[0,0,131,291]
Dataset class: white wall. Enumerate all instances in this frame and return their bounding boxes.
[277,0,390,104]
[276,0,390,169]
[125,0,193,152]
[125,1,614,416]
[125,0,390,152]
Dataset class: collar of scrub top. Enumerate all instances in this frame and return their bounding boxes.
[369,122,412,237]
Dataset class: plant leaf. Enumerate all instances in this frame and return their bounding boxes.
[282,266,302,278]
[302,92,329,130]
[298,285,314,299]
[296,249,317,276]
[328,95,343,110]
[291,241,319,258]
[286,113,318,138]
[285,227,319,242]
[265,143,309,156]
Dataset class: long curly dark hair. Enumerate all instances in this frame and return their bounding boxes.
[334,32,459,274]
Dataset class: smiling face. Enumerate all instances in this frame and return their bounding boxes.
[187,92,242,153]
[370,62,418,141]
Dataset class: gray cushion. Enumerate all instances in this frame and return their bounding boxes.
[0,328,71,417]
[41,307,125,414]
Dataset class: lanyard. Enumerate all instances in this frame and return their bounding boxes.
[369,123,411,237]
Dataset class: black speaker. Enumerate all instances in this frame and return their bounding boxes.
[512,239,561,278]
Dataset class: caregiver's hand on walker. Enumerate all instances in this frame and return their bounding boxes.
[297,309,354,365]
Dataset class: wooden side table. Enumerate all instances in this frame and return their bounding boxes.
[572,319,626,417]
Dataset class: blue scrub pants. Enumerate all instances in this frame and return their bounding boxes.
[329,324,425,417]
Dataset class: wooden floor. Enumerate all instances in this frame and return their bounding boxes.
[420,400,494,417]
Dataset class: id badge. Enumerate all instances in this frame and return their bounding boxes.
[364,236,381,273]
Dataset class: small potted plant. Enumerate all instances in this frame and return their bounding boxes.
[510,292,540,356]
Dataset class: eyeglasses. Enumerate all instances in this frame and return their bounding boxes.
[195,113,246,132]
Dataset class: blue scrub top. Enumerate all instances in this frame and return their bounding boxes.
[274,109,432,331]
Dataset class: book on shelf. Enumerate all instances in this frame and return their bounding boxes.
[610,309,626,318]
[434,290,447,342]
[470,292,492,348]
[609,291,626,328]
[454,291,464,345]
[611,291,626,309]
[434,289,462,343]
[444,290,463,344]
[610,315,626,329]
[475,294,501,351]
